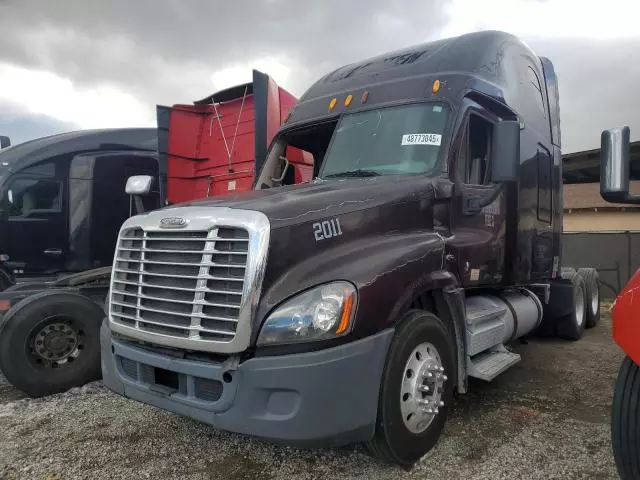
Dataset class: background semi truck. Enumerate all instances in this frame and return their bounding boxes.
[599,125,640,480]
[100,30,600,468]
[0,70,300,398]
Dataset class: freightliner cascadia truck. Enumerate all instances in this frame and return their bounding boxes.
[599,126,640,480]
[100,30,600,467]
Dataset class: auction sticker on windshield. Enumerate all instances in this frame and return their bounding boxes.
[401,133,442,146]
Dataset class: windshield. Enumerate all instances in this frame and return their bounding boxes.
[318,102,448,178]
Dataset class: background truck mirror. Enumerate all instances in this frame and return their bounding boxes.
[490,120,520,183]
[125,175,154,195]
[600,126,639,203]
[0,136,10,149]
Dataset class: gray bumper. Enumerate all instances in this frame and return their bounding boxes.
[100,321,394,447]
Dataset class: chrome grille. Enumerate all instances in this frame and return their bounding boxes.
[110,226,249,343]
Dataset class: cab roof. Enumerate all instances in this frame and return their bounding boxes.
[0,128,157,173]
[288,30,547,128]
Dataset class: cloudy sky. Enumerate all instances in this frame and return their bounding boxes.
[0,0,638,153]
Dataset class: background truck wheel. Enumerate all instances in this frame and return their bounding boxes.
[556,270,587,341]
[612,356,640,479]
[0,291,103,398]
[577,268,600,328]
[366,309,455,468]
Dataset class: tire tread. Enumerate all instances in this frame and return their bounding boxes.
[612,356,640,479]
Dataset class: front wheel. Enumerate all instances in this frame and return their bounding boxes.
[366,309,455,468]
[612,356,640,479]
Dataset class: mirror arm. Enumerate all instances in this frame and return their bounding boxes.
[133,195,145,214]
[270,156,291,183]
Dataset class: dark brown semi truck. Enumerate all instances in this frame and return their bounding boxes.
[99,30,599,467]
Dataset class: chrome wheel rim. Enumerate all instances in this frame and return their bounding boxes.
[29,319,84,369]
[575,284,585,327]
[400,342,447,434]
[591,279,599,315]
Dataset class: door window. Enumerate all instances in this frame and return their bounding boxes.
[457,115,494,185]
[2,177,62,217]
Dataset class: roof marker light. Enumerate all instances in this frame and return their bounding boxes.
[344,94,353,107]
[329,98,337,111]
[432,79,441,94]
[361,91,369,103]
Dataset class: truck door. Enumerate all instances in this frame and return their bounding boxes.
[449,111,507,286]
[0,161,67,275]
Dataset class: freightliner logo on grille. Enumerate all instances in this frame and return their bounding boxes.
[159,217,188,228]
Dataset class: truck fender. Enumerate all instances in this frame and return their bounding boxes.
[393,277,468,395]
[253,231,452,342]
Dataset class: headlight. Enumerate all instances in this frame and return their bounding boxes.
[256,281,357,346]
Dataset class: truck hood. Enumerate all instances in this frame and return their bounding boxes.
[172,175,439,229]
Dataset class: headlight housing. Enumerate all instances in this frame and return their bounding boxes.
[256,281,357,346]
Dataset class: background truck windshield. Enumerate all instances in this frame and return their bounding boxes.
[319,102,447,178]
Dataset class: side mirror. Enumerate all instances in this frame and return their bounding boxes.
[490,120,520,182]
[125,175,154,195]
[600,126,638,203]
[0,136,10,149]
[126,175,154,216]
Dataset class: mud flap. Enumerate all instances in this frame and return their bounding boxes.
[537,278,574,336]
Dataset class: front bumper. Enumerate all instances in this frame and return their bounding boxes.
[100,320,394,447]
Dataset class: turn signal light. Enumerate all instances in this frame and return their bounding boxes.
[335,293,355,335]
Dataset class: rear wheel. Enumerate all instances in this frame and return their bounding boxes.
[0,291,103,397]
[612,356,640,479]
[577,268,600,328]
[556,270,587,341]
[366,310,455,468]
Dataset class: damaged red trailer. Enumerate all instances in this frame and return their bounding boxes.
[157,69,311,204]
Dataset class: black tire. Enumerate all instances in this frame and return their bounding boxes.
[366,310,455,468]
[556,271,587,341]
[0,290,104,398]
[577,268,600,328]
[612,356,640,479]
[0,266,15,292]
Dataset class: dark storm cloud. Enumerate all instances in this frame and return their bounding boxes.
[0,0,451,105]
[0,100,78,145]
[0,0,637,153]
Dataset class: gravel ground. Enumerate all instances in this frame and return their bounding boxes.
[0,313,624,480]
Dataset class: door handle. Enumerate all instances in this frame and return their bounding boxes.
[44,249,63,256]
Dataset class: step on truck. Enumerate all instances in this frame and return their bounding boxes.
[100,30,599,467]
[599,126,640,479]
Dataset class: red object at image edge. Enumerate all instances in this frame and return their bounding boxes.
[612,267,640,365]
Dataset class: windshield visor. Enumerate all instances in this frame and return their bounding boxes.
[319,102,448,178]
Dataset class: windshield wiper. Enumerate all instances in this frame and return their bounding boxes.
[324,169,381,178]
